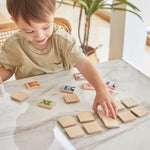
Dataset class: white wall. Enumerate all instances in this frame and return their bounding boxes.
[122,0,150,71]
[109,0,150,73]
[109,2,126,60]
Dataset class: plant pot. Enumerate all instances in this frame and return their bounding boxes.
[85,46,99,64]
[85,46,96,56]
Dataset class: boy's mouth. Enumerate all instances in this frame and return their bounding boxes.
[36,38,46,43]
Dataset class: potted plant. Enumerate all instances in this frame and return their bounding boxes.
[59,0,142,55]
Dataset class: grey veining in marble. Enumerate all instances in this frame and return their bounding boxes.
[0,59,150,150]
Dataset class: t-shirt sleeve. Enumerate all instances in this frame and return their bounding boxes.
[0,43,20,70]
[66,40,86,67]
[56,30,86,67]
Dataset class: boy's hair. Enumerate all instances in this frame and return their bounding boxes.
[6,0,56,24]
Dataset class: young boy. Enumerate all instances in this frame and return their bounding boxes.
[0,0,117,118]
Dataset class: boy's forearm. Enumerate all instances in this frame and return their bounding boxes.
[76,58,106,92]
[76,58,117,119]
[0,67,15,82]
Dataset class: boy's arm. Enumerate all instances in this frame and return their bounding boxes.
[0,67,15,83]
[76,58,117,119]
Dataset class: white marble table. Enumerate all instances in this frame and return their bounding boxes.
[0,59,150,150]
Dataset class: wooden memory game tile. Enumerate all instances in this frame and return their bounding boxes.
[64,125,85,139]
[25,81,40,90]
[57,115,76,128]
[117,110,136,123]
[107,88,118,96]
[105,81,119,90]
[82,121,102,134]
[77,112,95,123]
[121,98,139,108]
[130,105,150,117]
[63,94,80,103]
[114,101,125,111]
[82,82,95,90]
[10,91,29,102]
[38,99,56,109]
[61,85,76,94]
[97,110,120,128]
[74,73,85,80]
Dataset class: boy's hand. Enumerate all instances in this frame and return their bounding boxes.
[76,58,117,119]
[0,76,2,84]
[93,91,117,119]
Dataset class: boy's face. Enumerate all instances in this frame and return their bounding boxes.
[16,14,54,50]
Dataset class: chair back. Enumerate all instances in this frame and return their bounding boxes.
[0,15,71,47]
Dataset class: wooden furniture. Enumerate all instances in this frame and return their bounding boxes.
[0,12,71,47]
[147,34,150,46]
[0,59,150,150]
[0,12,18,47]
[54,17,71,34]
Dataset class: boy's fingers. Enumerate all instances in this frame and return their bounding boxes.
[101,103,109,117]
[0,77,2,84]
[111,101,117,114]
[92,102,98,113]
[106,102,116,119]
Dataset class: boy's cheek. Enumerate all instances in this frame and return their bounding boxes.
[21,33,32,41]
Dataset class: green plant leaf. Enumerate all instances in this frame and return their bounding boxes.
[88,0,104,19]
[89,0,95,14]
[57,0,74,7]
[73,0,78,7]
[74,0,89,13]
[116,0,140,11]
[104,7,143,21]
[90,0,103,11]
[87,0,93,7]
[59,0,142,54]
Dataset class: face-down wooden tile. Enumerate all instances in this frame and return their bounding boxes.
[121,97,138,108]
[10,91,29,102]
[117,110,136,123]
[64,125,85,139]
[82,121,102,134]
[77,112,95,123]
[57,115,77,128]
[130,105,150,117]
[63,94,80,103]
[97,110,120,128]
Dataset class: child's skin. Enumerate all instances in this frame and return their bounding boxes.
[0,9,117,119]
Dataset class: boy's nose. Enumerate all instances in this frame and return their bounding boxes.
[34,31,43,38]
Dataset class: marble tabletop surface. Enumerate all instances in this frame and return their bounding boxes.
[0,59,150,150]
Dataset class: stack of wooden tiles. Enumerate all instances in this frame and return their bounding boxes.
[77,112,102,135]
[117,98,150,123]
[57,98,150,139]
[57,112,103,139]
[57,115,85,139]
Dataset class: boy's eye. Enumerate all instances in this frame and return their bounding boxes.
[25,31,34,34]
[43,26,49,30]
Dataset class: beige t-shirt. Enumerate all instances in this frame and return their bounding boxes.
[0,24,85,79]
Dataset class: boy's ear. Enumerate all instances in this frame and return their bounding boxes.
[11,17,14,22]
[53,8,56,16]
[11,17,17,25]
